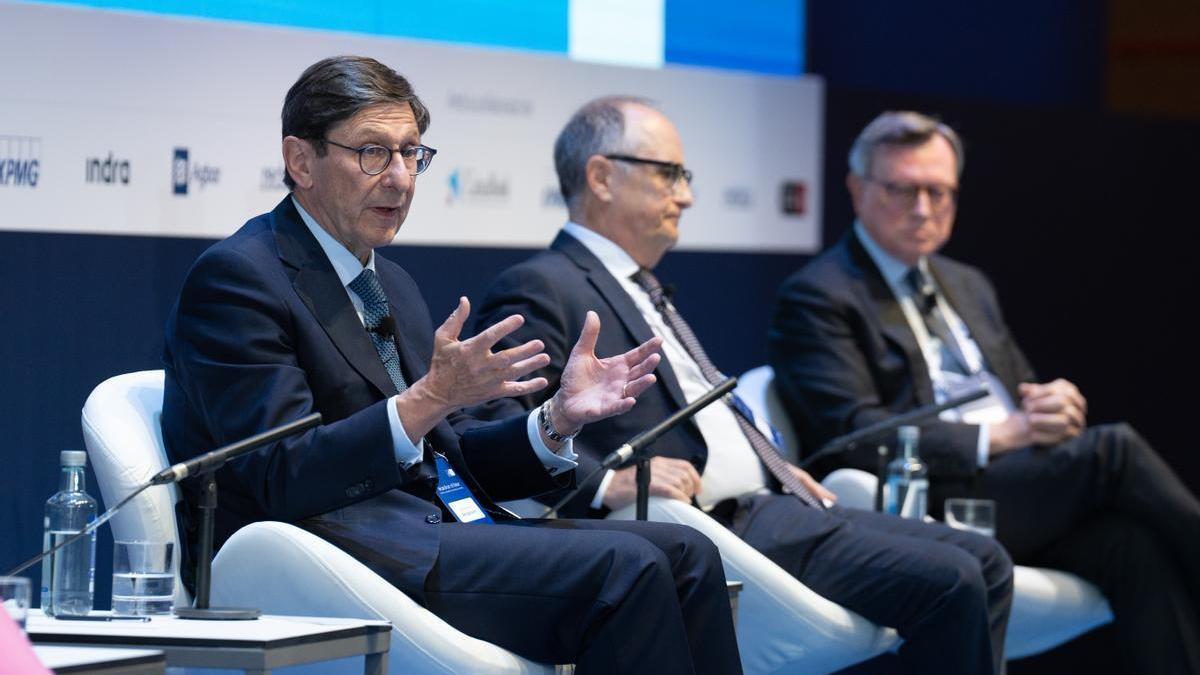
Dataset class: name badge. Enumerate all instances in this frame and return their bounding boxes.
[434,452,493,524]
[730,394,787,448]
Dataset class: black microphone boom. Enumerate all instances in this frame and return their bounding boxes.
[151,412,322,485]
[799,388,990,470]
[541,377,737,518]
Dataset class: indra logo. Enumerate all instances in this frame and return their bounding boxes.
[172,147,221,195]
[85,152,131,185]
[0,135,41,188]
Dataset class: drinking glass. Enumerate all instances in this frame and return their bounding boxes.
[112,541,174,615]
[944,498,996,537]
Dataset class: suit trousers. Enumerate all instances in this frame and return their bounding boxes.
[723,494,1013,675]
[303,490,743,675]
[934,422,1200,674]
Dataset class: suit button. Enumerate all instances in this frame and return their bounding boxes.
[425,514,441,524]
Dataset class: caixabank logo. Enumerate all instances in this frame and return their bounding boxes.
[0,135,41,188]
[172,147,221,196]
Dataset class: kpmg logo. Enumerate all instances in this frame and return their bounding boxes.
[446,168,509,205]
[85,152,131,185]
[780,181,807,216]
[172,147,221,195]
[0,135,41,188]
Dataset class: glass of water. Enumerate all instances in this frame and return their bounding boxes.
[944,498,997,538]
[112,541,174,616]
[0,576,31,629]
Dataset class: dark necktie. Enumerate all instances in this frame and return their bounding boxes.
[632,269,823,509]
[905,267,975,375]
[349,269,408,393]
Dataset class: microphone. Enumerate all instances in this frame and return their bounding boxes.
[369,316,396,339]
[7,412,322,578]
[540,377,737,518]
[600,377,737,470]
[799,389,990,470]
[151,412,322,485]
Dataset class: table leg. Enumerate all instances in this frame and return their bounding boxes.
[364,651,387,675]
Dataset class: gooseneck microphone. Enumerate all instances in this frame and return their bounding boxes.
[7,413,322,578]
[540,377,737,518]
[798,388,990,470]
[151,412,322,485]
[369,315,397,339]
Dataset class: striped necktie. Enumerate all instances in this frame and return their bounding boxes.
[632,269,823,509]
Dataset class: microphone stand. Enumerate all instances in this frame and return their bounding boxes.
[173,413,321,620]
[541,378,737,520]
[799,389,990,472]
[5,412,321,621]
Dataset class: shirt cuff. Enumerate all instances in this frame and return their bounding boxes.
[976,424,990,467]
[386,394,424,468]
[525,408,578,476]
[591,470,616,510]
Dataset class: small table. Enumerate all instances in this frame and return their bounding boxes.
[26,611,390,675]
[34,646,165,675]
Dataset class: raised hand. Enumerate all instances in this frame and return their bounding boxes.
[548,311,662,435]
[417,297,552,411]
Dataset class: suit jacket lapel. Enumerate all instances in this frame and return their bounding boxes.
[271,198,398,398]
[551,232,691,411]
[845,232,937,405]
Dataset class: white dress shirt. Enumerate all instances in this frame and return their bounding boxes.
[563,223,768,509]
[854,222,1016,466]
[294,197,576,474]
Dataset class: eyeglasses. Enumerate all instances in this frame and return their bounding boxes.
[323,138,438,176]
[604,154,693,189]
[866,176,958,211]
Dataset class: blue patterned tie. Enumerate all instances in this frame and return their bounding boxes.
[349,269,407,393]
[632,269,823,509]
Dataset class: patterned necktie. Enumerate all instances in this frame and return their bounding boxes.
[349,269,408,393]
[905,267,975,375]
[632,269,823,509]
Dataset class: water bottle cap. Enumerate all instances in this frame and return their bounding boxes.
[898,426,920,444]
[60,450,87,467]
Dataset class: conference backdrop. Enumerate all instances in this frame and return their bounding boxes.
[0,0,817,604]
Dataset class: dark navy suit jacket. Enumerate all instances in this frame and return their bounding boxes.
[473,231,720,518]
[162,197,565,596]
[768,231,1038,480]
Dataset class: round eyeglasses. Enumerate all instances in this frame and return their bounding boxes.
[323,138,438,176]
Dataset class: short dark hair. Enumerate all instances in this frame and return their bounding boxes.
[848,111,965,179]
[553,96,654,209]
[281,55,430,189]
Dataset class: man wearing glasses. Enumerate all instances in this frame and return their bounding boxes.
[473,97,1015,675]
[769,110,1200,671]
[162,57,745,674]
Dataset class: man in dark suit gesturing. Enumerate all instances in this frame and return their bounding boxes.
[474,96,1015,675]
[162,56,744,674]
[769,110,1200,672]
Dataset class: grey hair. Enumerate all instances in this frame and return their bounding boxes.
[553,96,656,209]
[848,111,964,178]
[281,55,430,189]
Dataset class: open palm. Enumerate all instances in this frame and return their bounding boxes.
[555,311,662,431]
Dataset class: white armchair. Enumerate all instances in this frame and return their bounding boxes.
[81,370,562,674]
[736,365,1114,659]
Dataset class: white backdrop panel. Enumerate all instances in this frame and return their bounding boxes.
[0,2,822,252]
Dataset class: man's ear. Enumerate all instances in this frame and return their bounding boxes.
[584,155,615,203]
[282,136,315,190]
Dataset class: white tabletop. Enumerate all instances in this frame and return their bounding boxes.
[34,645,164,674]
[27,609,390,645]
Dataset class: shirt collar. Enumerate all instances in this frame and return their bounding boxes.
[853,220,929,294]
[292,195,375,287]
[563,222,641,279]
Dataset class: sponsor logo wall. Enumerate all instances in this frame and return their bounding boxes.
[0,3,822,252]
